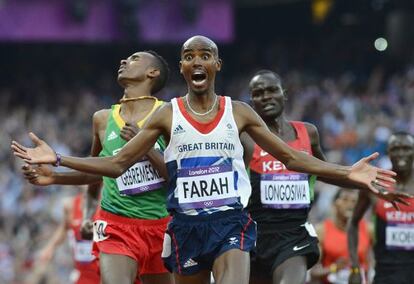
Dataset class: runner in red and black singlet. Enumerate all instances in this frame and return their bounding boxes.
[242,70,406,284]
[348,132,414,284]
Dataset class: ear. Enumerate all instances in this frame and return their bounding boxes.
[215,58,222,71]
[179,61,183,74]
[147,68,160,79]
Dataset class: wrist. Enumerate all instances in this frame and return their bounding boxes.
[53,152,61,167]
[329,263,337,274]
[350,265,360,274]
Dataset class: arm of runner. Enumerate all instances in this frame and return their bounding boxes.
[347,191,371,284]
[120,121,169,181]
[234,101,396,194]
[82,111,105,240]
[38,198,71,264]
[240,132,255,167]
[11,104,170,178]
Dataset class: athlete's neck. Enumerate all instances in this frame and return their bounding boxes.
[186,91,217,112]
[119,86,156,122]
[395,168,414,190]
[334,215,348,232]
[267,115,288,135]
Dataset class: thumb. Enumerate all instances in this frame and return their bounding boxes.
[364,152,379,163]
[29,132,43,146]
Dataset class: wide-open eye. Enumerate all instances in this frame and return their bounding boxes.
[184,54,193,61]
[202,53,210,60]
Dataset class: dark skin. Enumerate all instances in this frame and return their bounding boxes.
[20,51,173,284]
[12,36,401,284]
[348,134,414,284]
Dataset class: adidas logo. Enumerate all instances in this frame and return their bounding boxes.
[183,258,198,268]
[228,237,238,246]
[107,131,118,141]
[173,124,185,135]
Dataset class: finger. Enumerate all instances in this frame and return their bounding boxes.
[11,141,28,153]
[13,151,32,161]
[376,180,394,188]
[29,132,43,146]
[397,198,410,206]
[22,164,31,170]
[377,168,397,176]
[11,146,29,159]
[368,183,379,194]
[395,192,414,198]
[391,201,400,211]
[364,152,379,162]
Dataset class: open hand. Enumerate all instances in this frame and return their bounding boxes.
[348,152,396,194]
[374,187,413,210]
[21,164,54,186]
[11,132,57,165]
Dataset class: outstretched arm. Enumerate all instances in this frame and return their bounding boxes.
[38,198,72,264]
[12,105,170,178]
[347,192,371,284]
[234,102,395,193]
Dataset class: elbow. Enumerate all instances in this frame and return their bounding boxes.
[283,150,300,171]
[106,162,127,178]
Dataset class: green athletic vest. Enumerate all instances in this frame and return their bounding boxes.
[99,100,168,219]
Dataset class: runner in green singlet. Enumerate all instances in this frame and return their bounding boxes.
[21,50,173,284]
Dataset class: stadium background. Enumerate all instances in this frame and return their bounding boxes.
[1,0,414,283]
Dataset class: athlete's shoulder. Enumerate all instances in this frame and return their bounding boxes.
[93,108,111,123]
[302,122,319,136]
[231,99,254,115]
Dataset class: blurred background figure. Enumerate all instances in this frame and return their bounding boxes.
[310,189,371,284]
[2,0,414,282]
[27,190,99,284]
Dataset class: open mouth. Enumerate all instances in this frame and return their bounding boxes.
[191,71,207,86]
[263,104,275,111]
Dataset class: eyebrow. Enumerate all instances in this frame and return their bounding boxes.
[182,47,213,53]
[130,54,140,59]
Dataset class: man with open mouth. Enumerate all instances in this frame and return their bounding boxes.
[12,35,408,284]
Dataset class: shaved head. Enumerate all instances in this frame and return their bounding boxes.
[181,35,219,58]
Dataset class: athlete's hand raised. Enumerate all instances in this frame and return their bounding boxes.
[11,132,57,165]
[348,153,396,193]
[21,163,55,186]
[348,152,413,206]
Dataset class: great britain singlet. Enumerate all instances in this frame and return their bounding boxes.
[163,96,251,216]
[247,121,317,226]
[374,189,414,266]
[99,100,168,219]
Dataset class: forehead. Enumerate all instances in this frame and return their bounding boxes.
[337,190,358,200]
[250,74,281,88]
[128,52,153,60]
[388,135,414,149]
[182,38,216,54]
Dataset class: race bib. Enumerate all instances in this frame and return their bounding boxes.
[73,241,95,262]
[386,224,414,250]
[93,220,109,242]
[176,164,237,209]
[260,173,310,209]
[116,159,165,195]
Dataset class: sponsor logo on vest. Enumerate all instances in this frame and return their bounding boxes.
[173,124,185,135]
[107,131,118,141]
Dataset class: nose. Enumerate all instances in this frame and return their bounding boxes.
[120,59,127,65]
[193,55,202,66]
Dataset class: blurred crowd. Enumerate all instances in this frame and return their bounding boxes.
[1,43,414,283]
